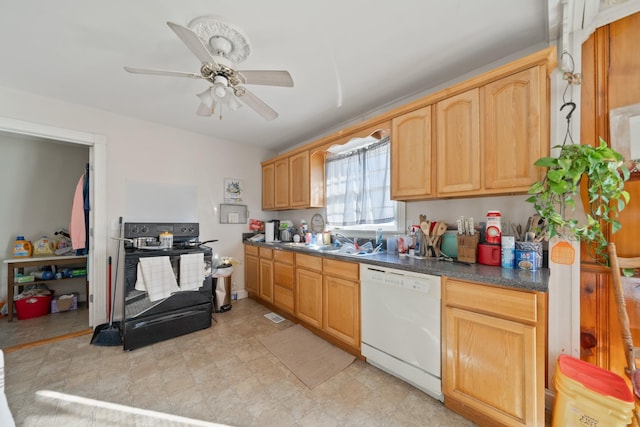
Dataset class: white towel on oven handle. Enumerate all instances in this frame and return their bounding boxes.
[179,253,204,291]
[135,256,180,302]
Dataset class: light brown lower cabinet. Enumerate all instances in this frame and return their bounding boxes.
[323,258,360,349]
[258,248,273,303]
[442,278,546,427]
[244,245,259,296]
[295,253,323,328]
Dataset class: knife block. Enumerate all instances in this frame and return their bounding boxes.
[456,234,479,263]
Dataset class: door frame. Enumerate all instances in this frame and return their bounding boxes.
[0,117,107,327]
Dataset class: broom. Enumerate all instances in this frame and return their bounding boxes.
[91,216,123,346]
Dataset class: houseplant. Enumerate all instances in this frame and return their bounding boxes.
[526,138,630,263]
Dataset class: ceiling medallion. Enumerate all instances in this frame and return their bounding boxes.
[188,15,250,64]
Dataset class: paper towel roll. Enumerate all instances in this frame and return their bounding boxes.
[265,222,275,242]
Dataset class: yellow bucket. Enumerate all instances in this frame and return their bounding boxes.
[552,355,635,427]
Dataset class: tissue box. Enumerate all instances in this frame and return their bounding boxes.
[51,293,78,313]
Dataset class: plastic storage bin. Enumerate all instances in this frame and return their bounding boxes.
[552,354,635,427]
[15,292,54,320]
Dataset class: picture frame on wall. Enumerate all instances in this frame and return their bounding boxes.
[223,178,243,202]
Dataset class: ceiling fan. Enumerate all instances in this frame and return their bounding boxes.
[124,16,293,121]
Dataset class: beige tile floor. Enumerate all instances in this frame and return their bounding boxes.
[4,298,478,426]
[1,304,90,350]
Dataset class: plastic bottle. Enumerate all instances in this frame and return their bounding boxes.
[13,236,32,258]
[376,228,383,247]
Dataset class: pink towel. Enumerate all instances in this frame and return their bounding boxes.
[70,173,85,250]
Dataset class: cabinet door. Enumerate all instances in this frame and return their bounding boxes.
[262,162,275,210]
[391,105,433,200]
[295,268,323,328]
[244,254,259,296]
[274,158,289,209]
[484,66,546,191]
[323,275,360,348]
[443,306,538,427]
[289,150,310,208]
[259,258,273,303]
[436,89,481,196]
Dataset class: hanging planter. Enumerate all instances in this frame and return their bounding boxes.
[526,138,631,263]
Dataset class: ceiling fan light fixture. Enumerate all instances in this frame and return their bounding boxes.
[196,101,214,117]
[212,75,228,98]
[196,87,213,105]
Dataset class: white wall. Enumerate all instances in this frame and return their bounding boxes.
[0,134,89,301]
[0,85,275,318]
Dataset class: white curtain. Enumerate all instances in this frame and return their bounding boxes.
[325,137,395,226]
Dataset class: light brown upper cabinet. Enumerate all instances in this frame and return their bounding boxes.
[289,151,310,208]
[274,158,289,209]
[437,66,547,197]
[391,106,433,200]
[262,161,275,210]
[262,149,325,211]
[483,66,546,192]
[436,89,481,196]
[261,47,554,204]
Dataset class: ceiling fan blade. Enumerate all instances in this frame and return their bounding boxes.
[238,70,294,87]
[166,21,219,68]
[124,66,202,79]
[237,87,278,121]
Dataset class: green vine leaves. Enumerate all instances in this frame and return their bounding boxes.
[526,138,630,263]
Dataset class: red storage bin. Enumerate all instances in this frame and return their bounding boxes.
[15,291,54,320]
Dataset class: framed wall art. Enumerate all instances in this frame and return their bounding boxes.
[223,178,244,202]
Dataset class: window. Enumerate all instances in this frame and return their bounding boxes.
[325,136,404,233]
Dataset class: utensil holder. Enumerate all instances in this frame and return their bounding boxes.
[456,234,479,263]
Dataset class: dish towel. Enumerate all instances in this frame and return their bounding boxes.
[179,253,204,291]
[135,256,180,302]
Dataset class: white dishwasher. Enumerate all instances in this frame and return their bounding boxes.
[360,264,443,401]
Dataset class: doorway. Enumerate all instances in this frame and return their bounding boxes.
[0,117,107,350]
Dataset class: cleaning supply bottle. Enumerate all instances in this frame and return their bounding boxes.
[13,236,32,258]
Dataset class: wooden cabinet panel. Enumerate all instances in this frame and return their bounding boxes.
[444,307,536,426]
[259,247,273,259]
[295,267,323,328]
[443,278,545,427]
[259,258,273,303]
[445,279,538,323]
[244,253,259,296]
[289,150,310,208]
[296,253,322,271]
[322,258,358,281]
[323,275,360,348]
[274,158,289,209]
[245,244,259,257]
[484,66,546,191]
[436,89,481,195]
[261,162,275,210]
[273,249,295,314]
[391,105,433,200]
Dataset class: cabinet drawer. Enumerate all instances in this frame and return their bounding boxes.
[296,253,322,272]
[274,286,294,314]
[445,278,538,324]
[274,249,294,264]
[245,244,259,256]
[259,247,273,259]
[323,258,359,281]
[274,262,294,290]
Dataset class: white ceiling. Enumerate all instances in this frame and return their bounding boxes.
[0,1,557,152]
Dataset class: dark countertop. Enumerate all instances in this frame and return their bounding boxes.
[245,241,549,292]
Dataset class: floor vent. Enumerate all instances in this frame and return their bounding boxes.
[264,312,285,323]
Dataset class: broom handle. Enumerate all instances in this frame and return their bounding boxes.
[109,216,123,326]
[107,256,112,320]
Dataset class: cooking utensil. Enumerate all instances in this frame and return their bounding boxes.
[431,222,447,257]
